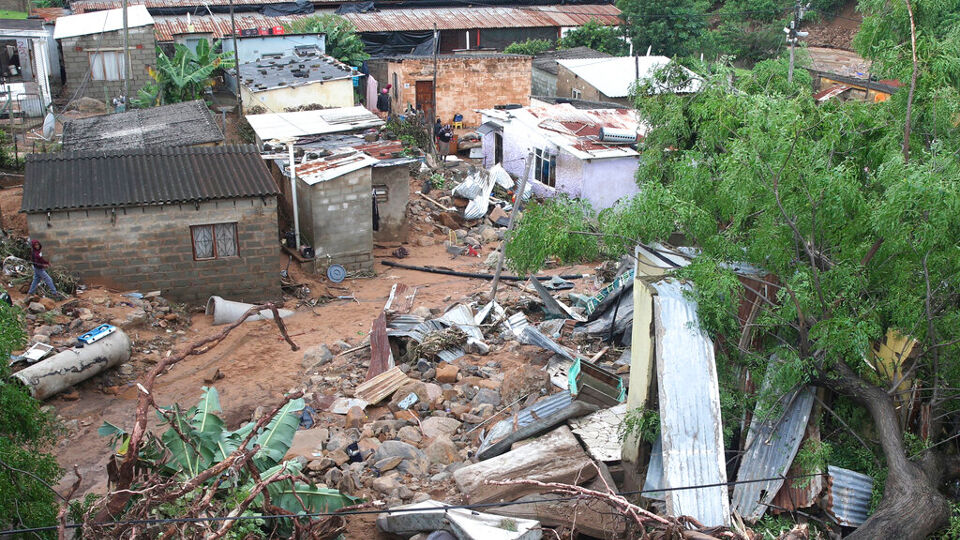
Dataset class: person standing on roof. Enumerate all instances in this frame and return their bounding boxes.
[27,240,63,299]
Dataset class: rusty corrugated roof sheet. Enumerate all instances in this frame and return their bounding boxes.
[346,4,620,32]
[147,4,620,41]
[70,0,312,13]
[823,465,874,527]
[22,145,277,213]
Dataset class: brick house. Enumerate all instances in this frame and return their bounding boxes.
[366,53,531,126]
[54,5,156,102]
[22,145,280,303]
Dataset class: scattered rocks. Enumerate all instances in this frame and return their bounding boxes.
[397,425,423,444]
[424,436,459,465]
[345,406,366,430]
[27,302,46,314]
[302,344,334,370]
[375,456,403,472]
[435,362,460,383]
[471,388,502,408]
[420,416,461,439]
[372,474,401,494]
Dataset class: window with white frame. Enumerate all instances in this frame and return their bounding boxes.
[373,184,389,203]
[88,50,126,81]
[191,223,238,260]
[572,88,582,99]
[534,148,557,187]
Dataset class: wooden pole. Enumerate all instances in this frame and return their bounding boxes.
[121,0,129,104]
[230,0,242,117]
[489,150,533,300]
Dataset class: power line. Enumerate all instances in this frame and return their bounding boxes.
[0,472,827,536]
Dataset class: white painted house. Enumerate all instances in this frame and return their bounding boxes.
[477,103,645,210]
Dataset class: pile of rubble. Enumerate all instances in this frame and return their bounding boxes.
[284,261,639,538]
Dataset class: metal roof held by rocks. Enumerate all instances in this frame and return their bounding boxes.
[61,100,224,152]
[236,49,353,93]
[22,145,278,213]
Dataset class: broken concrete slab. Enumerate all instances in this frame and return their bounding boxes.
[455,425,597,503]
[567,403,627,462]
[376,499,542,540]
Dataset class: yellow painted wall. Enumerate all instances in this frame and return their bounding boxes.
[240,79,354,114]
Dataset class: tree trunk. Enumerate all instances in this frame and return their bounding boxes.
[817,362,950,539]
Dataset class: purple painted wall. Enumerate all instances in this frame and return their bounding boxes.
[581,157,641,209]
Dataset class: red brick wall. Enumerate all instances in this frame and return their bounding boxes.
[387,56,532,126]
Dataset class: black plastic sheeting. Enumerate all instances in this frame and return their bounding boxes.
[260,0,315,16]
[336,1,375,14]
[361,31,435,56]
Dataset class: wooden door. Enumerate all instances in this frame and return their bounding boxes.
[415,80,434,121]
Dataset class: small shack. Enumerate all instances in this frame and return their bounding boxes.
[245,106,383,149]
[61,100,223,151]
[478,103,644,210]
[54,5,156,101]
[226,46,355,113]
[556,56,701,107]
[531,46,609,97]
[22,145,280,302]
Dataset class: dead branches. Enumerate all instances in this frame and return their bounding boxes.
[93,303,300,525]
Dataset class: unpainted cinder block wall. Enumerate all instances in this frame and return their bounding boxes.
[387,55,532,126]
[26,197,280,303]
[555,64,631,107]
[59,25,156,102]
[297,168,373,274]
[372,164,409,243]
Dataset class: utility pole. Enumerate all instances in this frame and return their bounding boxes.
[121,0,129,106]
[230,0,242,116]
[430,23,438,158]
[785,1,809,83]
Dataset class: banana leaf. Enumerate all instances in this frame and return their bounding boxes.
[252,397,305,469]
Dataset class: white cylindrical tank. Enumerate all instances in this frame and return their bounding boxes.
[13,330,132,400]
[598,127,637,144]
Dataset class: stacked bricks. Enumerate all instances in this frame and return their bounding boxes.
[26,197,281,303]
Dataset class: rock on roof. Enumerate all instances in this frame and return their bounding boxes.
[236,48,354,92]
[532,46,610,76]
[61,100,224,152]
[23,145,278,213]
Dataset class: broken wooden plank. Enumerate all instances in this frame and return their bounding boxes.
[354,366,410,404]
[454,425,597,503]
[366,311,394,380]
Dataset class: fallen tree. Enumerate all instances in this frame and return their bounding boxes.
[505,5,960,532]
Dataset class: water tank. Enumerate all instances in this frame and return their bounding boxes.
[598,127,637,144]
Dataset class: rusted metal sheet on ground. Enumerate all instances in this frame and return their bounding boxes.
[823,465,874,527]
[366,312,394,381]
[652,279,730,527]
[731,359,815,522]
[384,283,415,314]
[770,424,824,513]
[354,366,410,405]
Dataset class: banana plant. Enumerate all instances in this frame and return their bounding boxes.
[132,40,236,108]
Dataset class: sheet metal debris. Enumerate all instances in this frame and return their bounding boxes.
[477,391,598,460]
[584,269,635,316]
[529,277,585,321]
[440,304,484,341]
[377,499,542,540]
[824,465,874,527]
[520,326,577,361]
[770,424,824,513]
[731,364,815,521]
[652,279,730,526]
[328,397,368,414]
[567,404,627,462]
[366,312,394,380]
[353,366,410,404]
[383,282,416,314]
[642,434,665,500]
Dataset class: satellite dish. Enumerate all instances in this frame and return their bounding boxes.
[42,111,55,141]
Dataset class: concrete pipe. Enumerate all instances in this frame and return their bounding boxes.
[205,296,294,326]
[13,330,132,400]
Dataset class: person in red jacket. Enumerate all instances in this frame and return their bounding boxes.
[27,240,62,299]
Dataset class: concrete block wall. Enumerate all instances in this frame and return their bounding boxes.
[300,168,374,274]
[372,164,409,243]
[388,56,532,126]
[26,197,280,303]
[60,25,156,102]
[532,67,557,97]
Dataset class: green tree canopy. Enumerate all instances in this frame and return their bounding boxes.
[617,0,710,57]
[504,38,554,56]
[0,304,62,536]
[284,15,369,66]
[133,39,235,108]
[557,19,629,56]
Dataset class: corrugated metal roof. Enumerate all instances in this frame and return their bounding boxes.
[532,46,609,76]
[346,4,621,32]
[730,372,815,522]
[22,144,278,213]
[651,279,730,527]
[296,149,377,185]
[477,390,575,458]
[54,5,153,39]
[70,0,312,13]
[246,106,383,141]
[62,100,223,152]
[824,465,874,527]
[147,4,618,41]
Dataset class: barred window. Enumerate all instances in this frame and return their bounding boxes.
[191,223,238,260]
